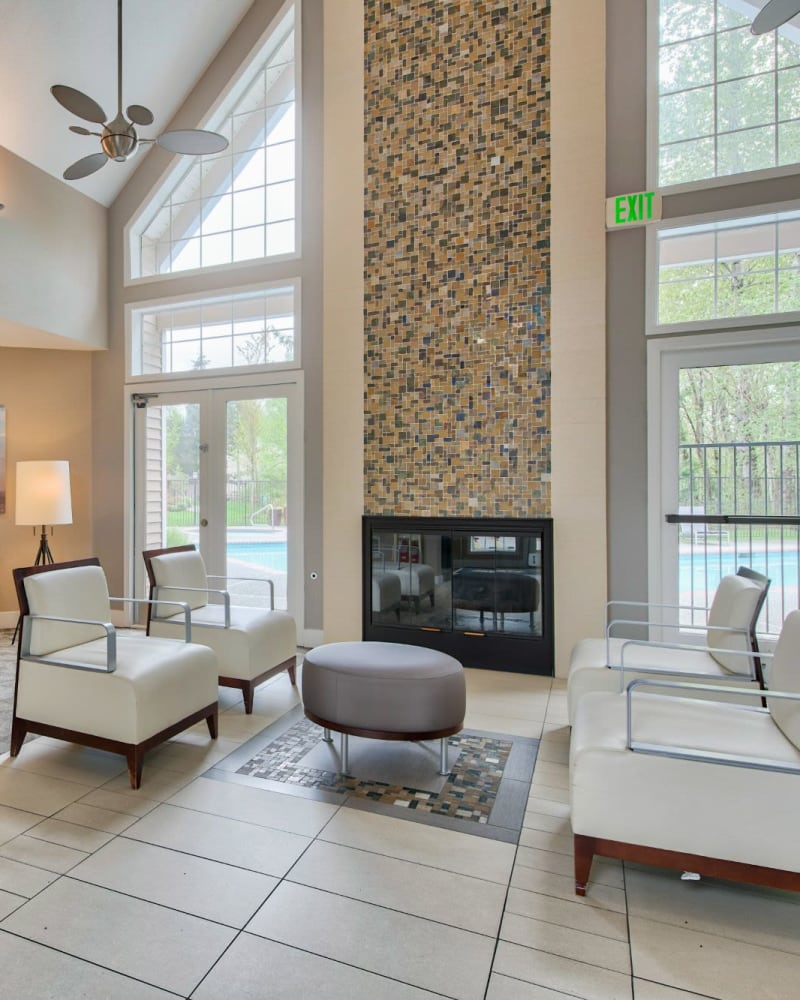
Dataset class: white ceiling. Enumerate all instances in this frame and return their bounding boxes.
[0,0,254,206]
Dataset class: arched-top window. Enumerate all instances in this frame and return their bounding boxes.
[655,0,800,188]
[129,2,297,279]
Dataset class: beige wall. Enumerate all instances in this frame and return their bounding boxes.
[550,0,607,675]
[0,348,94,623]
[0,146,107,350]
[321,0,364,641]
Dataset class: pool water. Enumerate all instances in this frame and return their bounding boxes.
[227,541,287,574]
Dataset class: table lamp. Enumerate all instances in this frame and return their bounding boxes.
[15,460,73,565]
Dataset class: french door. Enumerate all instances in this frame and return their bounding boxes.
[650,332,800,637]
[131,379,303,621]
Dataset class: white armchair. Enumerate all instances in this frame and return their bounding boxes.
[12,558,219,789]
[143,545,297,714]
[570,608,800,896]
[567,567,770,722]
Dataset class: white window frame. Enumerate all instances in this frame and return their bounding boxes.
[646,0,800,194]
[124,0,301,286]
[125,279,302,384]
[646,197,800,334]
[647,325,800,622]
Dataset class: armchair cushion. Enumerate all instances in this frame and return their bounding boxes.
[149,550,210,614]
[766,608,800,750]
[17,633,218,745]
[706,571,768,675]
[24,564,110,655]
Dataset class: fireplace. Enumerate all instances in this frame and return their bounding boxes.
[362,515,554,675]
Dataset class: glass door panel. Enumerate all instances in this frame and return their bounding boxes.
[133,382,301,620]
[224,395,289,610]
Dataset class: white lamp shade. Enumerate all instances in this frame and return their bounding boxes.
[15,461,73,526]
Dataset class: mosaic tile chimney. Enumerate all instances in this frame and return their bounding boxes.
[364,0,551,518]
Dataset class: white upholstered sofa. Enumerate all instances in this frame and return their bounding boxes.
[570,608,800,896]
[143,545,297,713]
[567,568,770,723]
[12,559,218,789]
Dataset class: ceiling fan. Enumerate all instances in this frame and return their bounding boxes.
[752,0,800,34]
[52,0,228,181]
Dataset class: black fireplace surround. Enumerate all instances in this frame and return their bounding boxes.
[362,515,554,675]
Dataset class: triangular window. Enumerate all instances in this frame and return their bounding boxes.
[129,2,296,279]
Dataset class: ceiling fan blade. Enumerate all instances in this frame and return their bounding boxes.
[752,0,800,33]
[157,129,229,155]
[51,85,107,124]
[63,152,109,181]
[127,104,154,126]
[69,125,100,137]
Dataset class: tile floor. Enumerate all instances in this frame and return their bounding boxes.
[0,664,797,998]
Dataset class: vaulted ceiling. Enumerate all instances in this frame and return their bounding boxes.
[0,0,253,206]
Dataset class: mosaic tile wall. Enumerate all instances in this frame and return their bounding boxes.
[364,0,551,517]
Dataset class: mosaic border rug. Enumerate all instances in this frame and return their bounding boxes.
[205,705,538,843]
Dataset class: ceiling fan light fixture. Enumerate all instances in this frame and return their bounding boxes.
[53,0,229,181]
[100,115,138,161]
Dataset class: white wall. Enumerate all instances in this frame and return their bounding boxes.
[0,146,107,350]
[550,0,608,675]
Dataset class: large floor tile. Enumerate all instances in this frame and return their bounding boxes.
[518,825,574,856]
[0,855,58,897]
[526,794,570,818]
[78,787,162,818]
[625,866,800,955]
[522,809,571,836]
[633,982,715,1000]
[167,774,338,837]
[492,941,632,1000]
[71,837,278,926]
[53,800,140,834]
[463,711,544,739]
[629,913,800,1000]
[500,911,631,975]
[320,806,516,883]
[487,973,584,999]
[192,933,442,999]
[0,930,174,999]
[0,766,90,815]
[2,740,126,786]
[1,878,237,996]
[288,839,506,936]
[123,801,311,877]
[516,846,624,890]
[0,832,88,873]
[100,766,195,802]
[247,881,495,1000]
[504,886,629,942]
[0,803,44,846]
[26,816,114,853]
[511,863,627,913]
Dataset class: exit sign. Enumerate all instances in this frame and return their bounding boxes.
[606,190,662,229]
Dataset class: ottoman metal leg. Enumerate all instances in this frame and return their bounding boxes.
[439,737,450,775]
[322,727,333,743]
[340,733,349,773]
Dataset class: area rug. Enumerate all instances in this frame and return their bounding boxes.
[0,629,18,752]
[205,705,538,843]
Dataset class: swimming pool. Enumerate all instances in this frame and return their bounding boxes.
[227,541,287,574]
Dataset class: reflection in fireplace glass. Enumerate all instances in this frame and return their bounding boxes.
[369,527,543,638]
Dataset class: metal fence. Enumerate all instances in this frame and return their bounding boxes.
[167,478,288,527]
[677,441,800,634]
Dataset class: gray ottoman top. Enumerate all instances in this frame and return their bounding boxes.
[302,641,465,736]
[303,641,462,679]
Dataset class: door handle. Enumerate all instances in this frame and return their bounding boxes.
[200,518,209,527]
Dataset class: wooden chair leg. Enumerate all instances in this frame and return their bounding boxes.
[574,834,595,896]
[9,718,27,757]
[242,683,255,714]
[127,749,144,790]
[206,709,218,739]
[287,662,297,685]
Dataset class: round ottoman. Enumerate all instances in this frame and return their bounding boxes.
[301,641,466,775]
